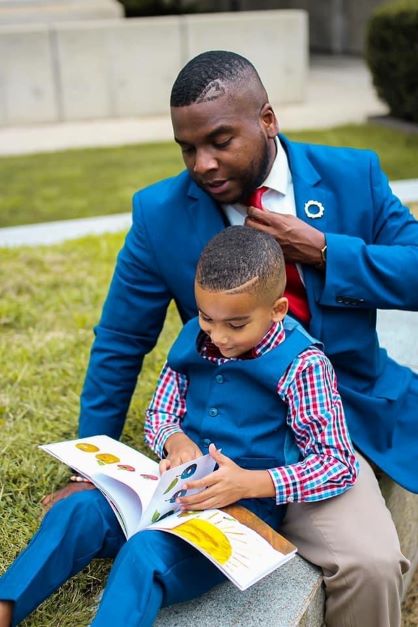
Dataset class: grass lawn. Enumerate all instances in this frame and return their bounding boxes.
[1,123,418,228]
[0,233,183,625]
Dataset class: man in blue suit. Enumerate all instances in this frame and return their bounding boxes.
[46,51,417,626]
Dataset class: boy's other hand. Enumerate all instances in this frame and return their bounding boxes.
[178,443,275,509]
[159,432,202,474]
[41,482,96,511]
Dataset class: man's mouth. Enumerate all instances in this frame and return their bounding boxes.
[204,179,230,196]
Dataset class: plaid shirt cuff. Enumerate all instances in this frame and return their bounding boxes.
[154,424,185,459]
[268,466,304,504]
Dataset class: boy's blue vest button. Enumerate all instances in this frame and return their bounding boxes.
[208,407,218,417]
[215,374,224,383]
[203,438,211,447]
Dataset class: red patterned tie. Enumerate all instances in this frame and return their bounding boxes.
[247,187,311,326]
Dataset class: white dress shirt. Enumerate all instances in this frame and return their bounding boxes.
[222,137,296,225]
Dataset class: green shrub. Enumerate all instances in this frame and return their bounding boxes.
[366,0,418,123]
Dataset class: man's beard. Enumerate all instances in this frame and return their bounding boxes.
[236,138,272,204]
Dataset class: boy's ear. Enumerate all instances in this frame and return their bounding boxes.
[271,296,288,322]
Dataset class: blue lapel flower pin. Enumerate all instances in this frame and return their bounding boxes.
[304,200,325,219]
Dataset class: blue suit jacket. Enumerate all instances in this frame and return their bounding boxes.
[80,135,418,492]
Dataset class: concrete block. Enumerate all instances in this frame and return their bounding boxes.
[0,1,123,24]
[54,21,112,120]
[155,554,324,627]
[184,10,308,105]
[106,17,182,117]
[0,23,58,125]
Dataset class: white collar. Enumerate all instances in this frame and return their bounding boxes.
[261,137,291,196]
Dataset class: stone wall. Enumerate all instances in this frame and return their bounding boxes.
[0,9,307,126]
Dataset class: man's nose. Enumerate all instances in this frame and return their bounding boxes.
[193,149,217,175]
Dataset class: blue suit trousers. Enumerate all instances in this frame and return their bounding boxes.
[0,490,225,626]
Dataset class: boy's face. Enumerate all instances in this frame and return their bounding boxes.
[195,282,287,359]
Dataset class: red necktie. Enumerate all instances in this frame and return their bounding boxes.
[247,187,310,326]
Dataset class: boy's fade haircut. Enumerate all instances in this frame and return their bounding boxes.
[196,226,286,297]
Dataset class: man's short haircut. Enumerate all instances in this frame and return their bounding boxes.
[196,226,286,297]
[170,50,262,107]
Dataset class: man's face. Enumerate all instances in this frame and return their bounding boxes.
[171,92,278,204]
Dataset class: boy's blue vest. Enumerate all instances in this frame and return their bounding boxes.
[167,316,318,529]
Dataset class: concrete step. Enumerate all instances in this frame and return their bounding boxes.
[155,477,417,627]
[155,553,324,627]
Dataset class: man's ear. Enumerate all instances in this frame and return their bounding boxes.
[260,103,279,138]
[271,296,288,322]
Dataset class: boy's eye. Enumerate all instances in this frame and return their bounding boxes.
[229,323,247,330]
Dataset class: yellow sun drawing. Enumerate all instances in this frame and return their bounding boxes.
[172,518,232,564]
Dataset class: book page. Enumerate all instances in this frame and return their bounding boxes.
[151,509,297,591]
[138,455,217,530]
[40,435,217,537]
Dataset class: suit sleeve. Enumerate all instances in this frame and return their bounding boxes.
[320,152,418,311]
[79,192,171,439]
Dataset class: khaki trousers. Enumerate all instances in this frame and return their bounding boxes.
[281,451,410,627]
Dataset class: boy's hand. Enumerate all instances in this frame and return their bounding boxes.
[159,432,202,474]
[178,443,275,510]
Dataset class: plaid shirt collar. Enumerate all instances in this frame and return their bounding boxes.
[200,321,285,362]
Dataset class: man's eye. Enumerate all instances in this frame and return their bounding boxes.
[214,138,232,149]
[181,146,194,155]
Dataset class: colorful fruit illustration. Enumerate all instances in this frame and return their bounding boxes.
[172,519,232,564]
[162,463,198,494]
[75,443,99,453]
[95,453,120,465]
[117,464,136,472]
[181,463,197,479]
[140,473,159,481]
[163,477,179,494]
[167,489,187,504]
[158,510,175,522]
[152,509,161,524]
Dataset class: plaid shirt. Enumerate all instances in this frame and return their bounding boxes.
[145,321,358,505]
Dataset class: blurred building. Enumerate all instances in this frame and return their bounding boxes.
[182,0,388,54]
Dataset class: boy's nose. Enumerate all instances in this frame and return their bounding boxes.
[210,329,228,347]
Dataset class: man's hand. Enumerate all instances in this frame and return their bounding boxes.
[159,432,202,474]
[245,207,325,267]
[177,444,275,510]
[41,481,96,511]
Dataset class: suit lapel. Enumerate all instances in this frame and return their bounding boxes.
[280,135,333,340]
[186,178,228,251]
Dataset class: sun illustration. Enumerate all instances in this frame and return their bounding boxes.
[172,518,232,564]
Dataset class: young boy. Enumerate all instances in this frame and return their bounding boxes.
[0,226,357,627]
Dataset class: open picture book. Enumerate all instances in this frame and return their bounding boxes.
[40,435,297,591]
